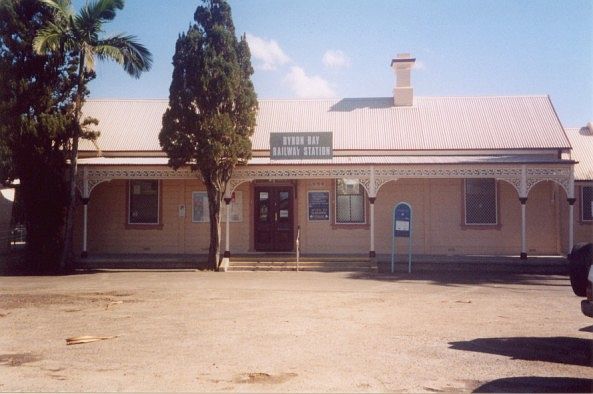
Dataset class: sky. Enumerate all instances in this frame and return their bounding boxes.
[80,0,592,127]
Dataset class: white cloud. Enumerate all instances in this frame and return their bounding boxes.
[284,66,336,98]
[415,60,426,70]
[322,50,350,69]
[245,33,290,71]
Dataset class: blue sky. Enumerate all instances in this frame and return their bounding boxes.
[82,0,592,127]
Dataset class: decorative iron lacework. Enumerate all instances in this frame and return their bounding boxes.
[77,167,195,196]
[77,163,573,198]
[525,167,572,196]
[232,167,372,179]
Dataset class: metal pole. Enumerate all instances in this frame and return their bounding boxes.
[221,196,231,271]
[370,201,375,257]
[81,167,89,258]
[225,202,230,254]
[408,209,412,274]
[568,202,574,252]
[82,203,88,255]
[296,225,300,272]
[520,199,527,259]
[391,205,396,273]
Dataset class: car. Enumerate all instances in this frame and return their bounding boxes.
[582,265,593,318]
[568,243,593,318]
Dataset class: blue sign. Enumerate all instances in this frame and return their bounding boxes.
[391,202,413,274]
[308,191,330,220]
[394,203,411,237]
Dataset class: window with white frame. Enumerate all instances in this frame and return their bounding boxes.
[464,178,497,225]
[335,179,365,224]
[129,180,159,224]
[582,186,592,221]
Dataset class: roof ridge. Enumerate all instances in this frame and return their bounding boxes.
[86,98,168,102]
[86,95,551,103]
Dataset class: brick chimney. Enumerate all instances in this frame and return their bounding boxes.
[391,53,416,106]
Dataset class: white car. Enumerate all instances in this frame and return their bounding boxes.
[582,265,593,318]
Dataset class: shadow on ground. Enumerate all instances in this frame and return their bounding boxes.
[449,336,593,367]
[473,376,593,393]
[347,271,570,287]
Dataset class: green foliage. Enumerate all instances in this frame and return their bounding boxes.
[160,0,257,269]
[34,0,152,267]
[0,0,78,271]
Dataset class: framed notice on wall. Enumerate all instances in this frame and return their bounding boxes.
[192,191,243,223]
[308,191,330,221]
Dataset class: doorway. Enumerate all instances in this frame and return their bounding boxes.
[254,186,294,252]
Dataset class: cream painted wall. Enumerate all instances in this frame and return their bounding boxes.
[298,178,563,255]
[296,179,368,254]
[76,177,569,256]
[75,179,252,255]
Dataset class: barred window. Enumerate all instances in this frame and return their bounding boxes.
[336,179,365,224]
[582,186,593,221]
[129,180,159,224]
[464,179,497,225]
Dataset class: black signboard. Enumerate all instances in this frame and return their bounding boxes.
[308,191,330,220]
[270,132,333,160]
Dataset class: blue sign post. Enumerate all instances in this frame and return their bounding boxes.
[391,202,413,273]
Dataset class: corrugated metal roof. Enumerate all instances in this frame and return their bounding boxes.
[79,99,167,152]
[565,127,593,181]
[79,96,571,153]
[78,155,570,166]
[78,157,170,165]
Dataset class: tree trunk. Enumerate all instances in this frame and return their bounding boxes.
[59,53,85,270]
[205,181,223,270]
[59,135,78,269]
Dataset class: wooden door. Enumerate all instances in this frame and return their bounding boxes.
[254,186,294,252]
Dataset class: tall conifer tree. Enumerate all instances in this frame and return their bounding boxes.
[0,0,76,271]
[160,0,257,270]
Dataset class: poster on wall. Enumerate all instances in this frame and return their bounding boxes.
[192,191,243,222]
[308,191,330,220]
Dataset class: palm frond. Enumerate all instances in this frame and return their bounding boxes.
[74,7,102,42]
[39,0,75,20]
[82,0,124,23]
[33,22,65,54]
[96,34,153,78]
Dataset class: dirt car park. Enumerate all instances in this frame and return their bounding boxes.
[1,269,592,392]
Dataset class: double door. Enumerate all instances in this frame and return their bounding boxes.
[254,186,294,252]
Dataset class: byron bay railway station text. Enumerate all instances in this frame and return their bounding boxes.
[270,132,333,160]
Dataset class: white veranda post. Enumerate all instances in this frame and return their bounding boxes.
[81,167,89,258]
[567,169,575,254]
[221,193,232,271]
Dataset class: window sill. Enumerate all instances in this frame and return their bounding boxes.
[461,223,501,230]
[331,223,370,230]
[125,223,164,230]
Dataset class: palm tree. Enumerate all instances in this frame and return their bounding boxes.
[33,0,152,268]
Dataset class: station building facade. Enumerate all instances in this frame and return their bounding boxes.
[72,55,592,266]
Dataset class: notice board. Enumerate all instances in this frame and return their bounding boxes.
[308,191,330,220]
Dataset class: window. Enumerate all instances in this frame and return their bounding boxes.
[582,186,593,221]
[335,179,365,224]
[128,180,159,224]
[464,178,497,225]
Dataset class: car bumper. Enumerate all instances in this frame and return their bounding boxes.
[582,300,593,318]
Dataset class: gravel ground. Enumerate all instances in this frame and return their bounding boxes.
[0,270,592,392]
